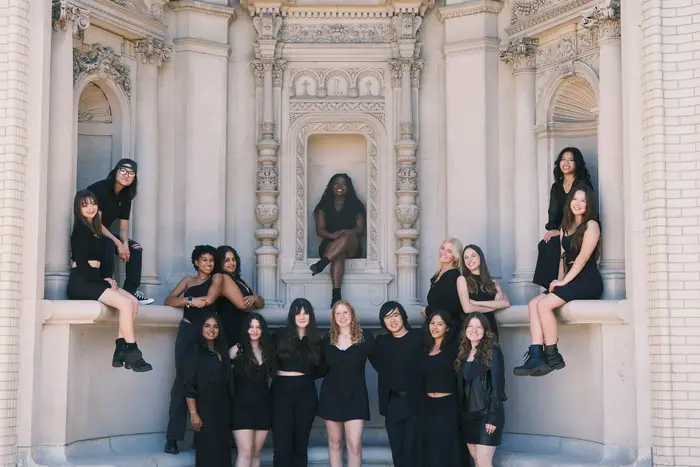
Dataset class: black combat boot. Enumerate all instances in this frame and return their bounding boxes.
[544,342,566,372]
[112,338,126,367]
[121,343,153,373]
[513,344,550,377]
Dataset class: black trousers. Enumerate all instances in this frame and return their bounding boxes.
[166,320,197,441]
[385,396,419,467]
[100,235,143,294]
[271,375,318,467]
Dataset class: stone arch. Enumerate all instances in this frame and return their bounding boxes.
[289,68,322,98]
[536,60,599,126]
[354,68,385,97]
[321,69,354,97]
[549,76,597,124]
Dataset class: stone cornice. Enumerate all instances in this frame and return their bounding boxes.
[437,0,503,22]
[169,0,237,23]
[506,0,594,36]
[74,0,166,40]
[241,0,434,18]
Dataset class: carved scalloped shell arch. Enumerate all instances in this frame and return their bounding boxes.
[549,76,597,124]
[322,69,354,91]
[78,83,113,123]
[354,69,385,97]
[289,69,322,97]
[536,60,599,125]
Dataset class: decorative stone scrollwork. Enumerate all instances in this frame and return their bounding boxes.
[135,38,172,67]
[499,37,539,71]
[251,60,265,87]
[511,0,548,23]
[395,204,419,228]
[399,122,413,140]
[255,203,279,227]
[582,0,621,40]
[52,0,90,36]
[396,166,417,191]
[272,60,286,88]
[389,60,404,89]
[258,166,278,191]
[281,23,393,44]
[391,12,423,40]
[74,43,132,99]
[410,60,424,88]
[261,121,276,139]
[289,68,386,99]
[252,12,283,40]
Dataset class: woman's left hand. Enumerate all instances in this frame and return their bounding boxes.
[243,295,256,308]
[485,423,496,435]
[549,279,566,292]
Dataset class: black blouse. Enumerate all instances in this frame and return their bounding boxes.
[426,268,463,324]
[70,222,104,280]
[275,332,326,378]
[421,341,458,394]
[183,343,233,399]
[319,201,365,234]
[321,329,375,402]
[545,180,592,230]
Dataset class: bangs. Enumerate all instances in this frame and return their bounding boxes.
[78,193,97,206]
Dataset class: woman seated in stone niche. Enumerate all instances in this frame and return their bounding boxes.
[532,147,594,290]
[309,173,366,307]
[514,185,603,377]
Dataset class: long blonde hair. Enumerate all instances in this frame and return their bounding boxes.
[432,237,464,280]
[329,300,364,345]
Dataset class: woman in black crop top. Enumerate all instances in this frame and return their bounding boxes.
[421,238,464,330]
[271,298,325,467]
[309,173,367,306]
[419,310,464,467]
[163,245,221,455]
[213,245,264,346]
[457,245,511,341]
[67,190,152,373]
[533,147,594,289]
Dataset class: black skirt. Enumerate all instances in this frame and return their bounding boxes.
[67,268,110,300]
[462,408,505,447]
[419,394,465,467]
[232,384,272,431]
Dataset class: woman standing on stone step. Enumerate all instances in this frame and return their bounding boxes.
[532,147,594,290]
[163,245,221,455]
[271,298,326,467]
[182,312,234,467]
[420,238,464,331]
[67,190,152,373]
[309,173,366,307]
[514,185,602,377]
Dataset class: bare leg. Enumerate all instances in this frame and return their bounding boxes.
[527,294,546,345]
[311,232,358,276]
[97,288,138,343]
[344,420,364,467]
[325,420,344,467]
[251,430,268,467]
[473,444,497,467]
[234,430,255,467]
[537,293,566,345]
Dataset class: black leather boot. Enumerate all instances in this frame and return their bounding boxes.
[121,343,153,373]
[164,439,179,455]
[112,338,126,368]
[513,344,550,377]
[545,343,566,371]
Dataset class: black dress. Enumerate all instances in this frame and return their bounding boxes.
[232,351,272,431]
[426,268,463,327]
[183,343,234,467]
[317,201,365,258]
[318,329,375,422]
[217,278,254,346]
[468,275,500,340]
[548,229,603,302]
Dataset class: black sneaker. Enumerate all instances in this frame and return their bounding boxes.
[133,290,154,305]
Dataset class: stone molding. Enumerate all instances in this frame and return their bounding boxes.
[581,0,620,40]
[135,37,172,66]
[437,0,503,22]
[499,37,539,71]
[83,0,168,39]
[242,0,434,18]
[289,67,386,99]
[253,12,283,40]
[73,43,132,99]
[52,0,91,36]
[168,0,236,22]
[172,38,230,57]
[506,0,593,35]
[288,101,385,125]
[281,23,394,44]
[534,27,598,70]
[392,12,423,40]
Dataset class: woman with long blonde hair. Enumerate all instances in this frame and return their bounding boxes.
[318,300,376,467]
[421,238,464,329]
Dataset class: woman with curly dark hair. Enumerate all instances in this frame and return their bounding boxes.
[309,173,366,306]
[214,245,264,346]
[163,245,221,455]
[271,298,326,467]
[230,313,276,467]
[455,313,506,467]
[533,147,595,289]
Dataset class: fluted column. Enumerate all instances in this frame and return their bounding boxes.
[583,1,626,299]
[45,1,90,299]
[500,37,540,303]
[134,38,171,297]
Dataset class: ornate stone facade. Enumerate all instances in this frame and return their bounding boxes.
[73,44,132,98]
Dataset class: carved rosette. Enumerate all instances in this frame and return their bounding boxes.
[52,0,90,36]
[73,44,131,98]
[582,0,621,40]
[135,38,172,67]
[499,37,539,71]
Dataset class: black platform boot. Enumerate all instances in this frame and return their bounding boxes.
[112,338,126,368]
[164,439,179,455]
[331,288,342,307]
[544,342,566,372]
[513,344,550,377]
[121,343,153,373]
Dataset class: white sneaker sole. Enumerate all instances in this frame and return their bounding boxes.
[138,298,155,305]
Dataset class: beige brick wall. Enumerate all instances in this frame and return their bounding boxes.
[642,1,700,466]
[0,0,29,465]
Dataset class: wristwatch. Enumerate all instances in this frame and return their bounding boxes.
[187,296,193,306]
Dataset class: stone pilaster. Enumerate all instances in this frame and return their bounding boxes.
[583,0,626,299]
[45,1,90,299]
[133,38,172,296]
[499,37,540,303]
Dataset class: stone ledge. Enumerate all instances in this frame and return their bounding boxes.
[495,299,631,328]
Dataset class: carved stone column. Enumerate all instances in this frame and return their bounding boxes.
[583,1,626,299]
[500,37,540,303]
[45,0,90,299]
[134,38,171,297]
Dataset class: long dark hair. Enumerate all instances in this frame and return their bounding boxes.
[107,166,138,200]
[235,312,276,378]
[190,245,216,271]
[454,312,497,370]
[561,185,600,260]
[461,244,498,297]
[276,298,322,365]
[313,173,366,217]
[553,147,593,189]
[214,245,242,280]
[73,190,102,236]
[424,309,452,352]
[198,312,229,357]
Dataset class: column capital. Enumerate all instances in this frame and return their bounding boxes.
[410,59,424,88]
[251,60,264,87]
[389,58,413,88]
[252,11,283,41]
[135,38,173,67]
[74,43,132,98]
[499,37,538,71]
[582,0,620,40]
[52,0,90,36]
[391,11,423,41]
[272,59,286,88]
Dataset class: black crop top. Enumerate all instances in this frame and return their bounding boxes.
[421,341,458,394]
[70,222,104,280]
[275,331,326,378]
[183,277,215,328]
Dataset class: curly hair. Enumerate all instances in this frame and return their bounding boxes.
[277,298,322,365]
[235,312,277,378]
[313,173,366,218]
[191,245,216,271]
[214,245,242,280]
[329,300,364,346]
[454,312,496,371]
[553,147,593,189]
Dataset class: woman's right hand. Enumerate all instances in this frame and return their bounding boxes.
[419,306,426,318]
[190,412,202,432]
[104,278,117,289]
[543,229,560,242]
[190,297,207,308]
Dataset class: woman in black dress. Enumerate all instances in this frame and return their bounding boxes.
[183,312,234,467]
[164,245,221,455]
[515,185,602,377]
[419,310,463,467]
[230,313,276,467]
[214,245,264,346]
[457,245,510,341]
[319,300,375,467]
[421,238,464,328]
[309,173,366,306]
[533,147,594,289]
[67,190,151,371]
[272,298,326,467]
[456,313,506,467]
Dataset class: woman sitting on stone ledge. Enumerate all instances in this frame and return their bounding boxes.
[514,185,602,377]
[309,173,366,307]
[67,190,152,373]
